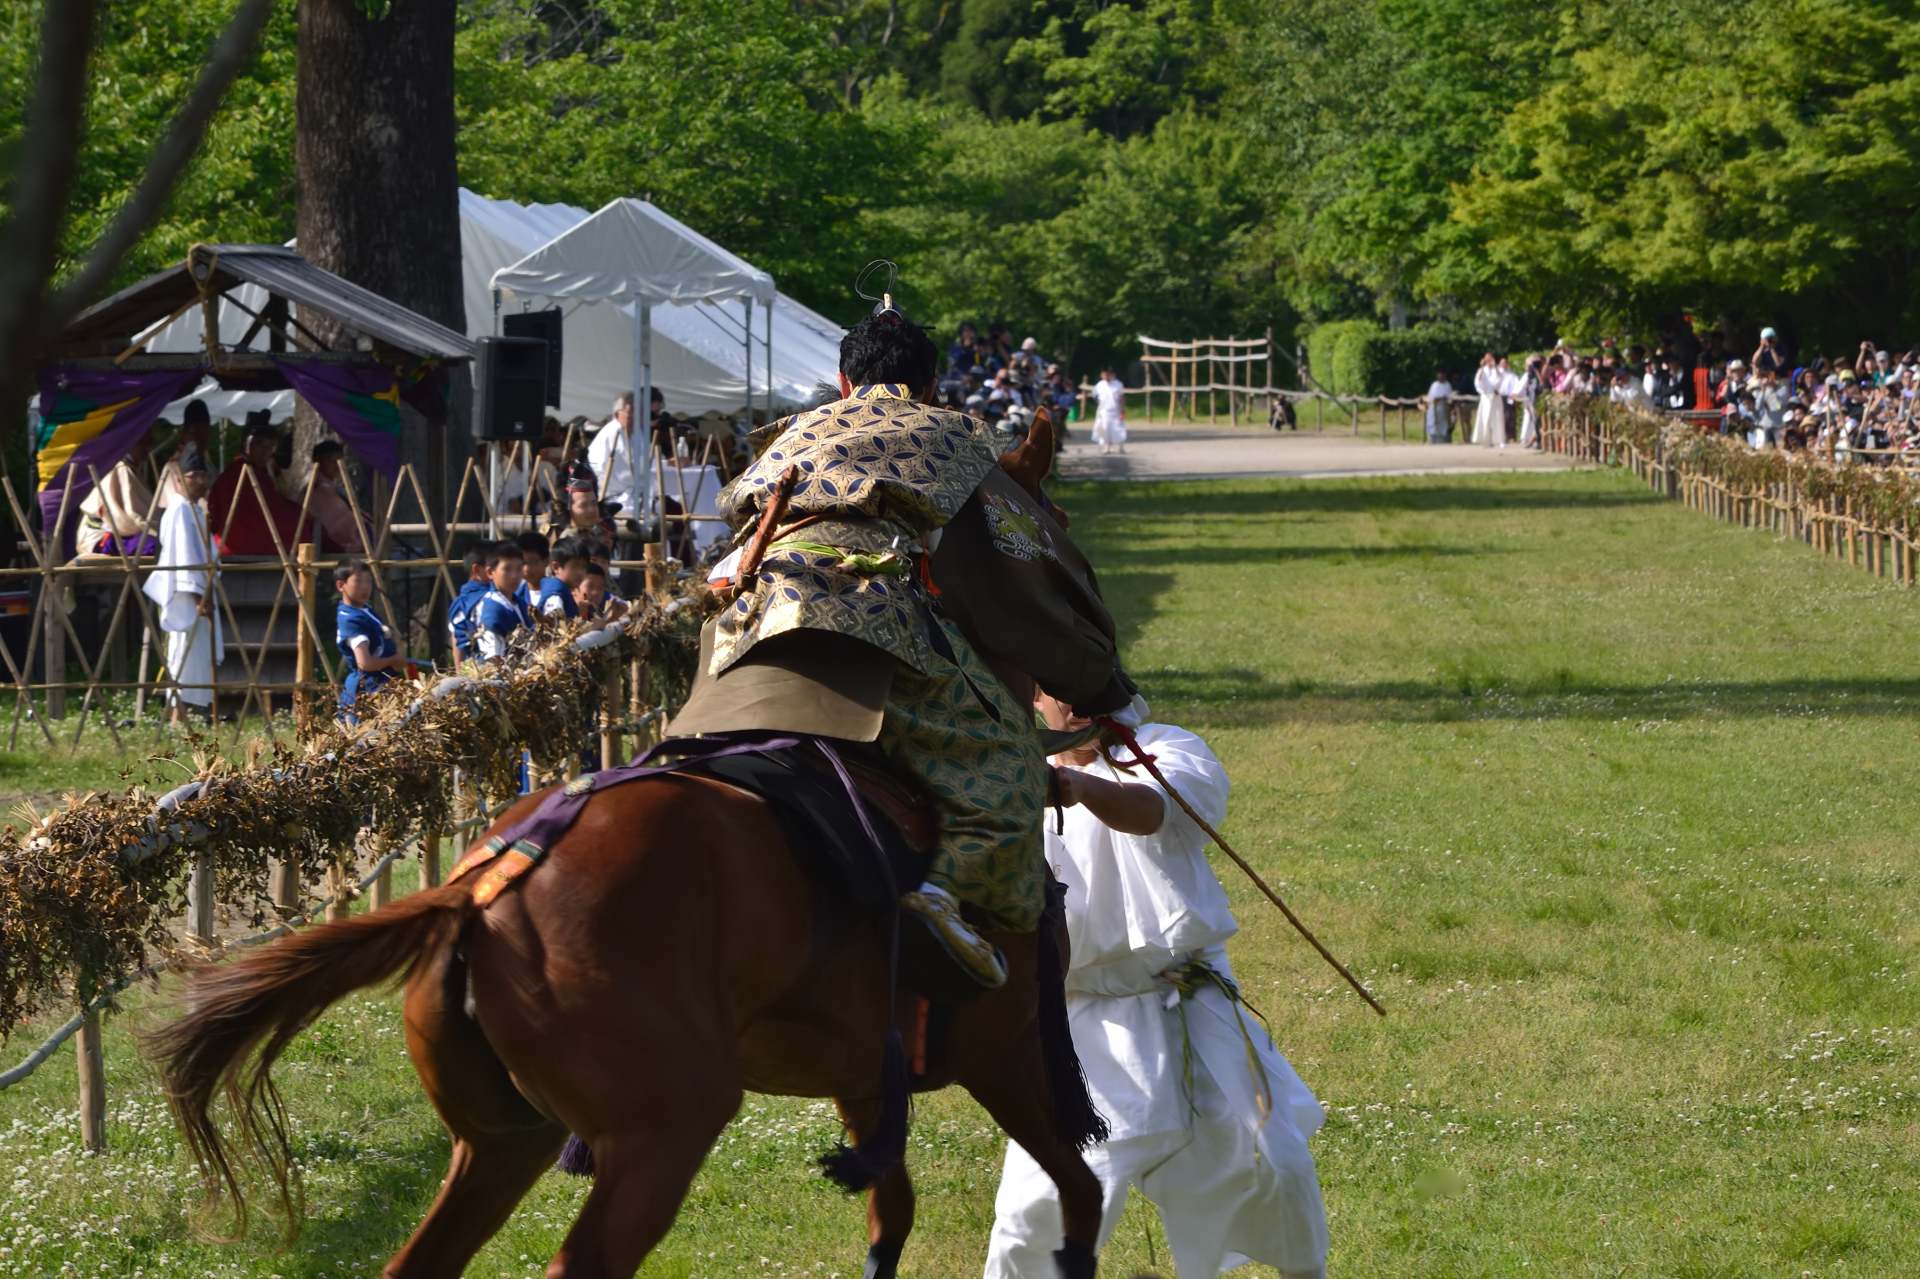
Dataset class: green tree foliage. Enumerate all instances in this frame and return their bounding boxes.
[0,0,297,283]
[1450,0,1920,344]
[18,0,1920,378]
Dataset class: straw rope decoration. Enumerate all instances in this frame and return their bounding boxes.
[0,586,715,1037]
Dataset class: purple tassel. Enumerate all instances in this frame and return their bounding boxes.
[557,1133,595,1177]
[816,1027,910,1191]
[1037,882,1109,1150]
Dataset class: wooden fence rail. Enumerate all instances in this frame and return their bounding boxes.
[1540,396,1920,588]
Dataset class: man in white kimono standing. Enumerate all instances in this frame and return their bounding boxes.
[1470,352,1507,448]
[984,693,1330,1279]
[1089,367,1127,455]
[142,446,223,725]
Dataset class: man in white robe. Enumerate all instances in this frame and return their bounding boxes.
[984,694,1330,1279]
[1089,368,1127,454]
[1471,354,1507,447]
[142,448,223,725]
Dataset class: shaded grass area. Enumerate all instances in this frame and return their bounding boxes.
[4,467,1918,1276]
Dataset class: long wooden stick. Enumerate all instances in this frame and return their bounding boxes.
[1098,717,1387,1017]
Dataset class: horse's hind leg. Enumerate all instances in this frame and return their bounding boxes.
[545,1061,741,1279]
[834,1097,915,1279]
[384,945,567,1278]
[965,1033,1105,1279]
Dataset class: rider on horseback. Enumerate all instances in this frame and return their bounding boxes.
[670,300,1129,987]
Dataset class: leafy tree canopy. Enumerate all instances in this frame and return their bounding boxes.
[10,0,1920,373]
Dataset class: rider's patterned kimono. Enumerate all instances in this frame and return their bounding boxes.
[670,382,1125,931]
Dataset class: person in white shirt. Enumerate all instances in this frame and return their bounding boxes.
[1422,369,1454,443]
[586,391,653,532]
[984,693,1329,1279]
[1609,368,1653,411]
[1089,368,1127,454]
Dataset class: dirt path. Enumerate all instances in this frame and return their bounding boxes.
[1056,422,1581,483]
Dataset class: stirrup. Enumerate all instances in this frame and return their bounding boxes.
[901,890,1008,988]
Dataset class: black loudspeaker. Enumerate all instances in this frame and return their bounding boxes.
[473,336,549,442]
[503,307,564,407]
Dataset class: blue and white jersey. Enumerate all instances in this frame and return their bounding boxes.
[474,587,531,662]
[536,574,580,621]
[447,580,486,658]
[515,579,533,612]
[336,601,397,708]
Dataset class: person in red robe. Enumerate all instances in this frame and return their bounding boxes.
[209,421,305,555]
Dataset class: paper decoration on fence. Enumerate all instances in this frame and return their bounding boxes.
[272,358,406,478]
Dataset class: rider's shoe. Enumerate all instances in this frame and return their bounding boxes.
[901,884,1008,989]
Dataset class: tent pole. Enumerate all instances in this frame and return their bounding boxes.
[764,298,773,423]
[742,298,753,435]
[638,303,654,524]
[492,287,501,336]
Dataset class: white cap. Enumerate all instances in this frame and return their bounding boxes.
[1761,326,1778,339]
[1021,337,1038,351]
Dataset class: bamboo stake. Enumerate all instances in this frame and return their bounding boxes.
[76,1010,105,1153]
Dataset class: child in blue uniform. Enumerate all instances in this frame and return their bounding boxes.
[448,544,490,660]
[473,542,531,663]
[514,531,548,615]
[535,537,587,623]
[335,560,409,719]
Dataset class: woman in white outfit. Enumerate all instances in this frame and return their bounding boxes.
[1090,368,1127,454]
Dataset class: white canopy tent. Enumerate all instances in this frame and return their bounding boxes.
[488,197,790,437]
[132,190,843,424]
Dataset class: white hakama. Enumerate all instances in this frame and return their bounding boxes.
[142,500,223,708]
[984,723,1329,1279]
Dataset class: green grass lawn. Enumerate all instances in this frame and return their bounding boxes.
[4,466,1918,1277]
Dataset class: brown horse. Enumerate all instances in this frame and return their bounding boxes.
[149,757,1104,1279]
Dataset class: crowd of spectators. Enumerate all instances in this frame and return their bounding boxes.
[935,321,1078,431]
[1547,326,1920,461]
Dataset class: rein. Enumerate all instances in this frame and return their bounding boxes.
[1094,716,1387,1018]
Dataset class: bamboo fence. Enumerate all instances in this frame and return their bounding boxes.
[0,570,708,1149]
[1540,396,1920,587]
[3,423,733,748]
[1112,333,1478,438]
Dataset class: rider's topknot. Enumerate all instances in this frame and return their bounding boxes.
[840,312,937,392]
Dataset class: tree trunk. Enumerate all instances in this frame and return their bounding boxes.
[294,0,466,531]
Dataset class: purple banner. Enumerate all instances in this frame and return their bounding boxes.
[272,358,404,478]
[35,365,200,538]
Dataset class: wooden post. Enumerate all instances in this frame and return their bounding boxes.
[293,542,318,736]
[369,840,392,910]
[1207,341,1216,423]
[43,584,64,721]
[1229,342,1241,426]
[269,853,299,914]
[76,1009,105,1154]
[644,542,668,600]
[421,833,441,888]
[187,847,216,945]
[1168,344,1179,425]
[325,858,349,923]
[601,657,622,770]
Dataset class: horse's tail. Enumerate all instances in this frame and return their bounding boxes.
[144,879,472,1240]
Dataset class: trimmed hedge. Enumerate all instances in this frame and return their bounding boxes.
[1306,322,1484,397]
[1305,320,1375,395]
